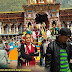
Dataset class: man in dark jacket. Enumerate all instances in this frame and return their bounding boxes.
[17,40,23,67]
[45,27,72,72]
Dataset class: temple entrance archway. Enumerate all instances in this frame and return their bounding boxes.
[28,22,31,28]
[35,12,49,29]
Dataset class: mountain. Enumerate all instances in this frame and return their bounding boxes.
[0,0,72,12]
[0,0,27,12]
[56,0,72,9]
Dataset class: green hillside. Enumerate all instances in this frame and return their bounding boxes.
[0,0,72,12]
[0,0,27,12]
[56,0,72,9]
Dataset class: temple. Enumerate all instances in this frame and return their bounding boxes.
[0,0,72,39]
[23,0,60,29]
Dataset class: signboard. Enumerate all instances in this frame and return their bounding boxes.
[46,0,54,3]
[30,0,37,4]
[38,0,44,3]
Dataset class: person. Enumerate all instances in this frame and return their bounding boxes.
[32,30,36,40]
[17,40,23,67]
[17,40,20,46]
[21,33,39,66]
[5,43,10,56]
[43,37,52,55]
[0,40,10,68]
[47,29,51,38]
[10,39,13,46]
[0,39,5,50]
[40,39,46,66]
[45,27,72,72]
[3,39,7,47]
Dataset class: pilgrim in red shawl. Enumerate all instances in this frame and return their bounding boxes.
[21,33,39,66]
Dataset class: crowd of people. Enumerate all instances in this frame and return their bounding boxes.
[0,27,72,72]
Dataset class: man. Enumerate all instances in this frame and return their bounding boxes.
[17,40,23,67]
[43,37,52,54]
[40,39,46,66]
[21,33,39,66]
[10,39,13,46]
[45,27,72,72]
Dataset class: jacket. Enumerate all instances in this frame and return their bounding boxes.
[0,50,10,66]
[45,40,72,72]
[0,44,10,66]
[21,43,39,66]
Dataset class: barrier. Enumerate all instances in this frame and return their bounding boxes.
[9,46,18,61]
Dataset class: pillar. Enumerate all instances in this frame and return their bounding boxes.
[0,22,2,34]
[7,24,8,34]
[16,24,18,34]
[21,24,22,33]
[9,24,12,34]
[24,13,26,29]
[71,23,72,33]
[14,24,15,34]
[2,23,4,34]
[67,22,69,28]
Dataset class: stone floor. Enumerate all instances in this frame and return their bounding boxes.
[7,61,45,72]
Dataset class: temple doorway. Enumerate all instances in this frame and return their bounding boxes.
[35,12,49,28]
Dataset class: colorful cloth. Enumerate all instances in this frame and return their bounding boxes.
[5,45,10,55]
[22,43,36,66]
[23,31,26,36]
[60,49,71,72]
[10,42,13,46]
[29,31,32,34]
[32,31,36,39]
[2,65,7,68]
[42,29,45,38]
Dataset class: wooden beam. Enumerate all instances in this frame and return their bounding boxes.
[0,17,22,19]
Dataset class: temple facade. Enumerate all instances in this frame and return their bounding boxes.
[23,0,60,29]
[1,0,72,39]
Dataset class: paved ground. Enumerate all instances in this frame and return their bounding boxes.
[7,61,45,72]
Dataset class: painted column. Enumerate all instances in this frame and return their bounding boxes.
[16,24,18,34]
[2,23,4,34]
[24,13,26,29]
[21,24,22,33]
[14,24,15,34]
[71,23,72,33]
[9,24,12,34]
[0,22,2,34]
[67,22,69,28]
[7,24,8,34]
[67,24,69,28]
